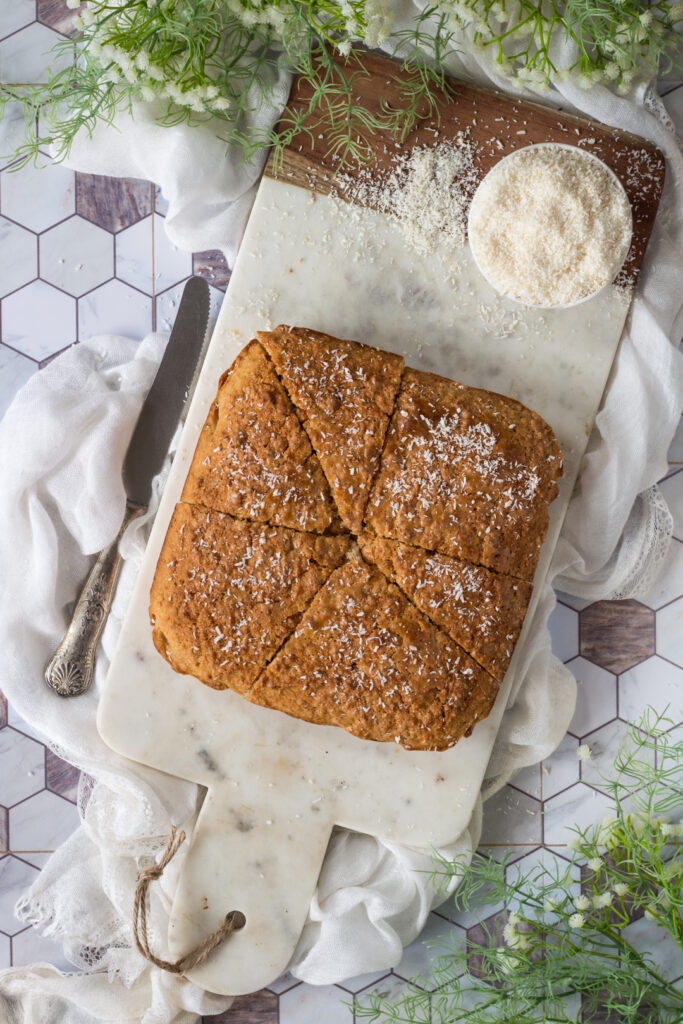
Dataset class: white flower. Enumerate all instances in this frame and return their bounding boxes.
[567,835,581,851]
[503,922,519,946]
[66,0,81,8]
[593,891,613,908]
[211,96,232,111]
[569,913,585,929]
[204,84,219,100]
[135,50,151,71]
[337,38,352,56]
[603,61,620,81]
[577,744,592,761]
[140,85,156,102]
[543,897,557,912]
[588,857,604,872]
[644,906,658,920]
[639,10,653,27]
[614,883,629,896]
[103,67,121,84]
[81,8,95,26]
[574,894,591,911]
[508,912,521,927]
[72,14,84,29]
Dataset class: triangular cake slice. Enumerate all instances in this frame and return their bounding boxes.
[150,502,350,694]
[258,326,404,533]
[365,368,563,581]
[182,339,339,534]
[359,533,532,682]
[248,558,498,751]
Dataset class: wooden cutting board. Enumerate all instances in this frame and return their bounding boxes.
[97,53,664,996]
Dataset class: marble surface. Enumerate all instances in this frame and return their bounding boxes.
[0,4,682,1019]
[100,170,635,996]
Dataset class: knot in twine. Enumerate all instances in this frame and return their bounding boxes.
[133,825,246,974]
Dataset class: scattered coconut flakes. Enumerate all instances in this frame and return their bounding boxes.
[468,144,633,308]
[336,135,479,257]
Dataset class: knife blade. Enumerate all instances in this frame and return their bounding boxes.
[45,276,212,697]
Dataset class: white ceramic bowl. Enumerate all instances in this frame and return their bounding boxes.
[467,142,633,310]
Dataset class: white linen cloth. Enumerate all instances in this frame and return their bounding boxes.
[1,13,682,1023]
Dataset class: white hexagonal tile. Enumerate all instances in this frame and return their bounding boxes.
[0,98,26,167]
[153,214,192,292]
[280,982,354,1024]
[0,856,39,935]
[543,782,615,845]
[566,657,617,737]
[0,217,36,297]
[337,969,391,995]
[656,597,683,667]
[480,785,542,845]
[548,601,579,663]
[660,470,683,542]
[541,732,579,800]
[619,656,683,726]
[0,931,9,969]
[580,720,654,794]
[394,912,463,989]
[505,847,580,917]
[0,1,36,41]
[0,344,36,419]
[9,790,79,867]
[115,216,153,294]
[2,279,75,361]
[510,761,541,799]
[553,591,591,611]
[622,916,683,982]
[0,728,44,806]
[640,538,683,610]
[78,280,152,342]
[12,925,72,970]
[40,216,113,297]
[266,973,302,994]
[1,159,75,232]
[0,22,71,82]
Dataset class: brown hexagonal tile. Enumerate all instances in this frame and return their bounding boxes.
[192,250,230,292]
[75,174,153,234]
[466,908,508,982]
[0,690,7,730]
[46,748,80,804]
[579,600,654,674]
[37,0,80,36]
[581,993,624,1023]
[202,988,278,1023]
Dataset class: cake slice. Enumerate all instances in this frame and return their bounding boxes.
[365,368,563,581]
[359,533,532,682]
[248,558,498,751]
[150,502,350,693]
[258,326,404,533]
[182,339,339,534]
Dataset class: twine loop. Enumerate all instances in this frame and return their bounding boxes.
[133,825,245,974]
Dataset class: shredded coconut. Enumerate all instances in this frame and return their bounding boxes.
[338,136,478,257]
[468,143,633,308]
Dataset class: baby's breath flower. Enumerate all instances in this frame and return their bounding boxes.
[569,913,585,929]
[337,39,352,56]
[593,891,613,908]
[503,922,520,946]
[72,15,84,30]
[508,912,521,927]
[577,744,592,761]
[66,0,81,8]
[588,857,604,872]
[147,64,165,82]
[140,85,156,102]
[614,882,629,896]
[543,897,557,912]
[574,894,591,911]
[81,8,95,26]
[135,51,151,71]
[211,96,232,111]
[567,835,581,851]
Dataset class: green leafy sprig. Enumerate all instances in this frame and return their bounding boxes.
[356,708,683,1024]
[0,0,681,173]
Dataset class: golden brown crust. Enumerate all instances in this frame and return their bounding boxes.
[150,502,351,693]
[358,533,532,682]
[365,368,563,581]
[258,326,404,534]
[181,339,338,534]
[248,560,498,751]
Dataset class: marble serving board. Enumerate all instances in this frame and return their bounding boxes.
[98,60,664,997]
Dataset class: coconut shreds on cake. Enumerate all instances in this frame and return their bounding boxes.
[150,326,563,751]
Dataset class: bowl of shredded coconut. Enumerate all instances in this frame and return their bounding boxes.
[467,143,633,308]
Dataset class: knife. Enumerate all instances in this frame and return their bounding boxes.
[45,276,212,698]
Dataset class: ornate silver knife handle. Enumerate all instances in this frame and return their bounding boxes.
[45,501,145,697]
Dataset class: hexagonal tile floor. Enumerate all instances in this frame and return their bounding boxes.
[0,7,682,1020]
